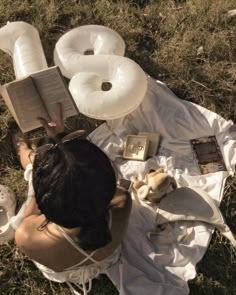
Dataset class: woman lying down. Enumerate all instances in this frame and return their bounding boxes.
[13,105,132,295]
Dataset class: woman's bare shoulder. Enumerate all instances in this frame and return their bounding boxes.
[15,215,68,267]
[15,215,48,249]
[14,188,132,270]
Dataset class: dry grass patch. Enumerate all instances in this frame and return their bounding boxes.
[0,0,235,294]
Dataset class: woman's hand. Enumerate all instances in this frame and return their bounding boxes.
[110,186,131,209]
[37,103,64,139]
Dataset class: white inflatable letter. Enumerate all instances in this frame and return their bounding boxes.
[54,25,125,78]
[0,21,47,78]
[54,25,147,120]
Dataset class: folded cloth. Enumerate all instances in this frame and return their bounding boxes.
[89,77,236,295]
[132,169,236,247]
[148,187,236,247]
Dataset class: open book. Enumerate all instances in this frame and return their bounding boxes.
[0,66,78,132]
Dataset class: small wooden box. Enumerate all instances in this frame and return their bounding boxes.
[123,135,149,161]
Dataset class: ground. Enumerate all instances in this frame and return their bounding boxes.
[0,1,235,294]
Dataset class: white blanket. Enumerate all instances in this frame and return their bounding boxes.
[89,77,236,295]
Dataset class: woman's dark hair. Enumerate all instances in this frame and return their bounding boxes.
[32,133,117,251]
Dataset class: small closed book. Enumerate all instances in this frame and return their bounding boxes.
[0,66,78,133]
[190,136,227,174]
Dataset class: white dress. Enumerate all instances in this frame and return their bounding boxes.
[34,224,121,295]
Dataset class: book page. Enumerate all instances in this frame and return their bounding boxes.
[5,77,50,132]
[31,66,78,121]
[0,85,21,127]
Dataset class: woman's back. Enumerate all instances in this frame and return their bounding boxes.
[15,187,131,272]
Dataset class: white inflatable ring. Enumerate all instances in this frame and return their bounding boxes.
[54,25,147,120]
[0,21,47,79]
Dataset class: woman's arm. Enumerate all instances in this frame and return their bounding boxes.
[18,146,33,170]
[20,103,64,217]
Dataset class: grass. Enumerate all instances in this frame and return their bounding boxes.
[0,0,235,294]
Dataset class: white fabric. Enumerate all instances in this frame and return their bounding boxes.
[153,187,236,247]
[133,174,236,247]
[33,247,121,295]
[88,77,236,295]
